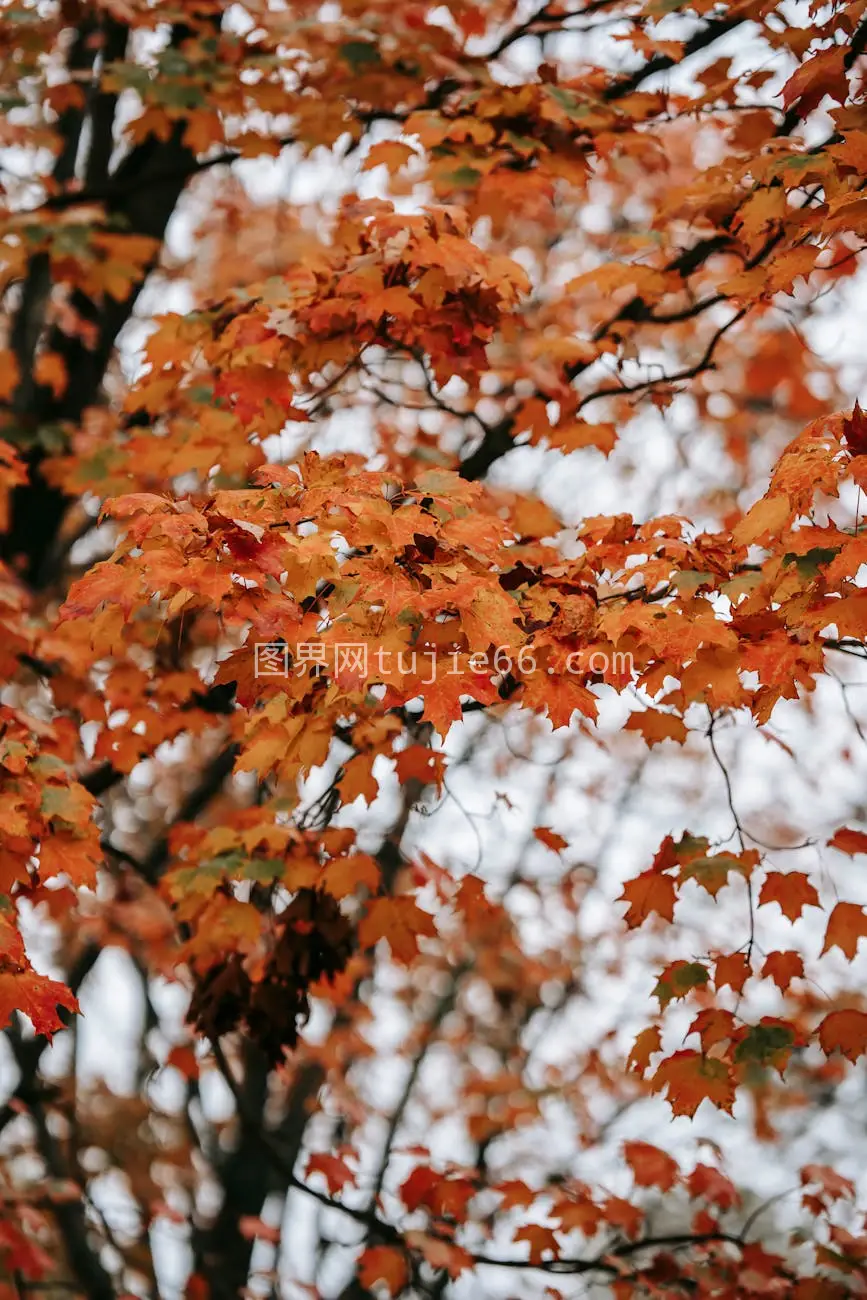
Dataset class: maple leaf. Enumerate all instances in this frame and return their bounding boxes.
[513,1223,560,1264]
[624,710,688,746]
[821,902,867,960]
[395,745,447,791]
[552,1188,604,1237]
[362,140,420,173]
[60,559,138,619]
[733,1020,798,1075]
[842,402,867,457]
[761,950,804,991]
[623,1141,679,1190]
[678,849,759,899]
[338,753,380,805]
[818,1009,867,1063]
[357,1245,409,1296]
[601,1196,643,1239]
[618,869,676,928]
[828,826,867,856]
[357,895,437,963]
[687,1008,737,1055]
[400,1166,476,1221]
[731,494,791,547]
[496,1180,537,1211]
[687,1164,741,1210]
[650,835,678,872]
[714,952,751,995]
[780,46,848,115]
[39,833,101,889]
[320,853,380,899]
[418,674,482,738]
[650,1052,736,1118]
[0,794,30,839]
[404,1232,473,1278]
[548,420,617,456]
[534,827,568,853]
[627,1025,661,1075]
[306,1152,356,1195]
[214,365,294,424]
[758,871,820,921]
[400,1166,440,1213]
[517,670,599,728]
[653,960,709,1006]
[0,968,78,1040]
[40,781,97,831]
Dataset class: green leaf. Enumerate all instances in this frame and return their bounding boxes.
[782,547,840,579]
[679,852,755,898]
[654,962,709,1006]
[444,166,482,187]
[243,858,286,883]
[734,1023,795,1067]
[201,851,246,875]
[674,832,709,858]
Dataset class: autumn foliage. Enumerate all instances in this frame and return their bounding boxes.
[2,0,867,1297]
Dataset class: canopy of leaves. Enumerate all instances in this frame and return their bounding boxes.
[1,1,867,1298]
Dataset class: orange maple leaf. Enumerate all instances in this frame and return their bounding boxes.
[828,826,867,856]
[404,1232,473,1278]
[534,826,568,853]
[513,1223,560,1265]
[650,1052,736,1118]
[0,968,78,1040]
[395,745,447,791]
[618,869,676,928]
[821,902,867,960]
[687,1008,737,1054]
[780,46,848,115]
[320,853,380,900]
[761,950,804,991]
[357,895,437,963]
[714,952,750,994]
[627,1025,662,1075]
[357,1245,409,1296]
[818,1009,867,1063]
[623,1141,679,1190]
[687,1164,741,1209]
[624,709,687,746]
[758,871,820,921]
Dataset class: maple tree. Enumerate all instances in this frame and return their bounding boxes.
[2,0,867,1296]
